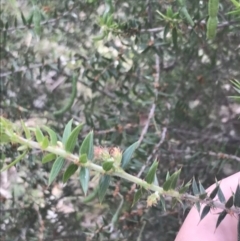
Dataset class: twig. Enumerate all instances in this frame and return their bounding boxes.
[140,20,240,33]
[138,103,156,145]
[137,127,167,178]
[173,149,240,163]
[1,9,75,33]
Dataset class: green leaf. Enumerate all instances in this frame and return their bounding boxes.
[217,187,226,203]
[21,120,31,139]
[65,123,84,152]
[163,23,170,40]
[0,151,28,173]
[209,183,220,199]
[42,153,56,164]
[79,131,94,160]
[215,210,227,230]
[17,145,28,151]
[172,27,178,50]
[145,160,158,184]
[63,164,78,183]
[169,169,181,189]
[199,181,206,194]
[79,167,90,196]
[41,136,49,149]
[48,157,65,185]
[192,177,199,195]
[162,169,181,191]
[79,153,88,164]
[200,205,210,222]
[62,119,73,145]
[225,195,234,208]
[21,11,27,25]
[27,12,34,26]
[98,175,111,203]
[179,181,191,194]
[160,196,166,211]
[132,189,144,206]
[195,201,201,214]
[234,184,240,207]
[42,126,58,146]
[102,160,114,171]
[121,141,139,169]
[35,127,44,143]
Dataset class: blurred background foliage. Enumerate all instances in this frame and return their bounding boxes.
[0,0,240,240]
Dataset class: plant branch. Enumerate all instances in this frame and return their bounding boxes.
[3,130,240,215]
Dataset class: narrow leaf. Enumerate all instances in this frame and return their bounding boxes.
[170,169,181,189]
[21,11,27,25]
[172,27,178,50]
[42,126,58,145]
[215,210,227,230]
[98,175,111,203]
[234,184,240,207]
[48,157,65,185]
[225,195,234,208]
[218,187,226,203]
[65,123,84,152]
[199,181,206,194]
[192,177,199,195]
[209,184,220,200]
[63,164,78,183]
[41,136,49,149]
[42,153,56,164]
[21,120,31,139]
[200,205,211,222]
[121,141,139,169]
[0,151,27,173]
[35,127,44,143]
[79,131,94,160]
[62,119,73,145]
[145,160,158,184]
[79,167,90,196]
[132,189,144,206]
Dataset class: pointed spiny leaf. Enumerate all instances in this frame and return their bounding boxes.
[209,184,220,200]
[98,175,111,203]
[217,187,226,203]
[121,141,139,170]
[42,153,56,164]
[42,126,58,146]
[63,164,78,183]
[79,131,94,160]
[79,167,90,196]
[35,127,44,143]
[48,157,65,185]
[65,123,84,152]
[200,205,211,222]
[234,184,240,207]
[225,195,234,209]
[145,160,158,184]
[215,210,227,230]
[132,189,144,206]
[192,177,199,195]
[62,119,73,145]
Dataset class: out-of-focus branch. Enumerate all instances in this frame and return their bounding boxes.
[137,127,167,178]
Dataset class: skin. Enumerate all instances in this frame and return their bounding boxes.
[175,172,239,241]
